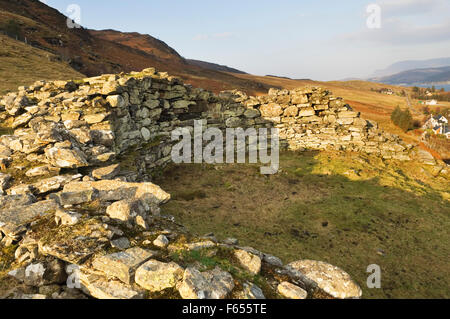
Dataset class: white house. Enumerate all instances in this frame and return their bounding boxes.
[423,115,449,138]
[380,88,394,95]
[425,99,438,106]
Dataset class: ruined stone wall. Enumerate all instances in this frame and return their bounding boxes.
[0,67,411,185]
[215,89,412,161]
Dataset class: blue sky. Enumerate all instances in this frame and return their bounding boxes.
[41,0,450,81]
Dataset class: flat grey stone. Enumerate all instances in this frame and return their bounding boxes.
[0,199,59,237]
[92,247,156,284]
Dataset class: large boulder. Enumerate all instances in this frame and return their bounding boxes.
[286,260,362,299]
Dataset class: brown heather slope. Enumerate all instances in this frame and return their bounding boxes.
[88,29,185,62]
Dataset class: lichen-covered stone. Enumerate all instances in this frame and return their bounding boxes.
[135,260,184,292]
[106,199,146,222]
[153,234,169,248]
[178,267,235,299]
[79,271,144,299]
[278,282,307,299]
[92,247,155,284]
[286,260,362,299]
[234,249,262,275]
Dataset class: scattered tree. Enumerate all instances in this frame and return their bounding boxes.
[391,106,414,132]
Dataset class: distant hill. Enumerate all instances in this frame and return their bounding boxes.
[265,75,293,80]
[187,59,246,74]
[371,57,450,78]
[375,66,450,85]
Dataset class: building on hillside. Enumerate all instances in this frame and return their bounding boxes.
[425,99,438,105]
[380,88,394,95]
[423,115,449,138]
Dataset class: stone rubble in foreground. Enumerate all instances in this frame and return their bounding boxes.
[0,67,443,300]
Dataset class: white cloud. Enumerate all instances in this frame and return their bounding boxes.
[193,32,233,41]
[213,32,233,38]
[377,0,448,17]
[193,34,209,41]
[343,0,450,46]
[344,18,450,45]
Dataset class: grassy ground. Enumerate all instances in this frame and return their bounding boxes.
[0,34,84,95]
[155,151,450,299]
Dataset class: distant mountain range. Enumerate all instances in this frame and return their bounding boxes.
[369,58,450,85]
[373,66,450,85]
[370,57,450,78]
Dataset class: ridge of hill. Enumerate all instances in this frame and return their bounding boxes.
[88,29,185,63]
[186,59,247,74]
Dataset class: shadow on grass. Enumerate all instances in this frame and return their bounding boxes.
[154,151,450,299]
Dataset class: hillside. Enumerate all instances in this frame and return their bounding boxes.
[89,29,185,63]
[0,34,84,95]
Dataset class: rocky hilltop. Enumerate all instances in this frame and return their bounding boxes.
[0,67,433,299]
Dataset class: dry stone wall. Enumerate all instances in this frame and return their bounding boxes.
[0,67,411,183]
[216,88,412,160]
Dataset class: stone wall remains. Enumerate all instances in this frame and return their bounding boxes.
[0,67,412,183]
